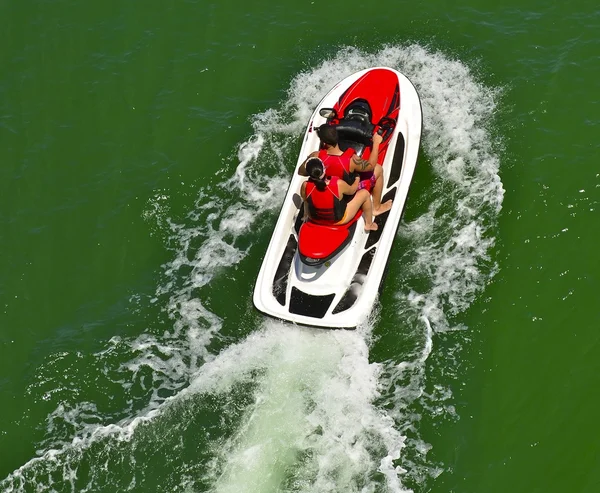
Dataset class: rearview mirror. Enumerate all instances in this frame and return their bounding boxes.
[319,108,338,119]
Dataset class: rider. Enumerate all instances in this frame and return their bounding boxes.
[298,124,392,217]
[301,157,378,232]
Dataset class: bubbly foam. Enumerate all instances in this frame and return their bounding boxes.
[2,44,503,493]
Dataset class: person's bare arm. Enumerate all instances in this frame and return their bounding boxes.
[297,151,319,176]
[300,182,309,221]
[350,133,383,172]
[337,176,359,197]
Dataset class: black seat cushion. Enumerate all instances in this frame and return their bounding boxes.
[335,119,374,146]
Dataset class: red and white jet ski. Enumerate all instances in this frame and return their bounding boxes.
[254,67,422,329]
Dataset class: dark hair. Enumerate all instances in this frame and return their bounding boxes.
[316,124,338,146]
[306,157,327,191]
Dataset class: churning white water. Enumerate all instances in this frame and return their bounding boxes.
[1,44,503,493]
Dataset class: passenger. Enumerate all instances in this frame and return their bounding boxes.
[298,124,392,216]
[301,157,378,232]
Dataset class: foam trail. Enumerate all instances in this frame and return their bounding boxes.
[398,46,503,331]
[375,46,502,489]
[2,44,503,493]
[192,321,411,493]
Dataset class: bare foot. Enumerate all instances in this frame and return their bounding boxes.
[373,200,393,217]
[364,222,378,232]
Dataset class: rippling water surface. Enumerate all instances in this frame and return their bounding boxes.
[1,2,599,492]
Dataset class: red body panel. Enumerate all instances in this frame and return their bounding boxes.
[298,211,362,260]
[333,68,400,163]
[335,68,400,125]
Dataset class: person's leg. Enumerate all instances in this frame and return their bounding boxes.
[340,190,377,231]
[372,165,393,216]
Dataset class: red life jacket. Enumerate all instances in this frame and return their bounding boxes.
[305,176,347,224]
[318,148,356,185]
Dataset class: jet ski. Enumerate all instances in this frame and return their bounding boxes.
[253,67,422,329]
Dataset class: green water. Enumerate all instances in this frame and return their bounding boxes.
[1,1,599,492]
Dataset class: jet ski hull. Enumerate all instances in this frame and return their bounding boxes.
[254,67,422,329]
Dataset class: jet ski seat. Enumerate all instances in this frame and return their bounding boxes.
[336,100,374,147]
[297,211,362,266]
[336,119,374,146]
